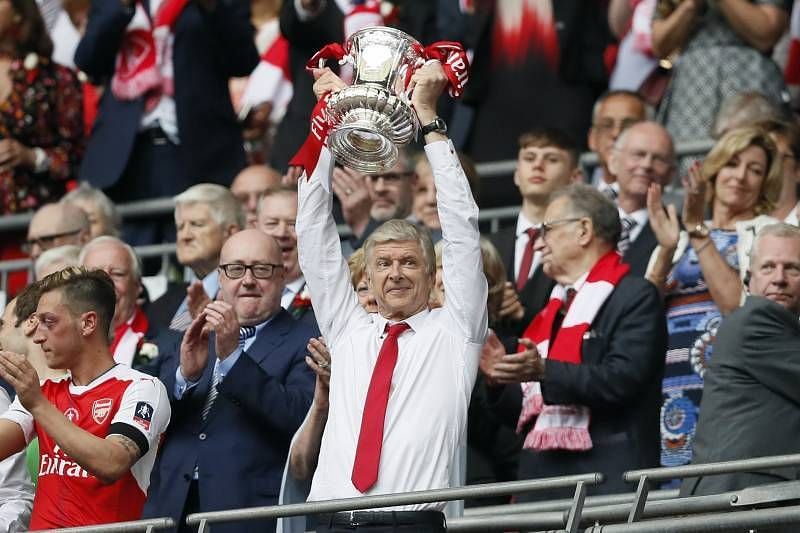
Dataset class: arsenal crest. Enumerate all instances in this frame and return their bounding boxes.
[92,398,114,424]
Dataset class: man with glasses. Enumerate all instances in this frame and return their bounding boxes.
[587,91,649,199]
[143,229,316,533]
[24,203,91,263]
[607,121,675,276]
[482,184,665,502]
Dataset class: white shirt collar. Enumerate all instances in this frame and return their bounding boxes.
[515,211,540,238]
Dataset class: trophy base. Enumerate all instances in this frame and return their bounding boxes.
[329,122,399,174]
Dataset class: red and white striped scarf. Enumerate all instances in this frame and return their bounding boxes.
[111,0,188,111]
[516,250,629,451]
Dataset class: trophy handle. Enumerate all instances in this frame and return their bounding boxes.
[306,43,351,70]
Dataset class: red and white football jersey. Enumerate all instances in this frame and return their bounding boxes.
[1,364,170,529]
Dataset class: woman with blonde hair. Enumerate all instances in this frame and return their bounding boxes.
[646,125,781,475]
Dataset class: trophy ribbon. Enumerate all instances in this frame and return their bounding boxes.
[289,92,334,187]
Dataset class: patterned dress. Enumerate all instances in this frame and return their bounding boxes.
[660,229,739,475]
[656,0,791,174]
[0,55,84,214]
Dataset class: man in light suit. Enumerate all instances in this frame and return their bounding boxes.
[682,223,800,497]
[143,229,317,533]
[483,184,666,501]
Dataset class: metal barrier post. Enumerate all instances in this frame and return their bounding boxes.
[565,480,587,533]
[627,475,649,523]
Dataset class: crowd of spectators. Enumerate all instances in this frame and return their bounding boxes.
[0,0,800,531]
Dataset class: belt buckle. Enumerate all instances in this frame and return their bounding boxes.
[349,511,363,527]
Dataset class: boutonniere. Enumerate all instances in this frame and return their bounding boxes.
[23,53,39,84]
[291,288,312,310]
[137,341,159,362]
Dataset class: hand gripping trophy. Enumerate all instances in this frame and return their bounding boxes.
[293,26,470,175]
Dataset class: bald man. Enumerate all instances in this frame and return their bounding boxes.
[143,229,317,533]
[24,203,91,262]
[230,166,282,228]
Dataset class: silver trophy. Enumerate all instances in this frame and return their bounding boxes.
[324,27,424,174]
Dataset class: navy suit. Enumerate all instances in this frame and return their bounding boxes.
[143,309,317,533]
[75,0,259,195]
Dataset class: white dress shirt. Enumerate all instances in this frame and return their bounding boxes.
[617,207,648,244]
[281,276,307,310]
[297,141,488,510]
[513,212,541,284]
[0,389,35,532]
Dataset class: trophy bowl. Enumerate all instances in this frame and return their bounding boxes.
[326,27,424,174]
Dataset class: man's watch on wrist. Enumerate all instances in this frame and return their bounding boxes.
[687,223,710,239]
[420,116,447,136]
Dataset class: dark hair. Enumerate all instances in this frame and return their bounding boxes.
[37,266,116,341]
[13,280,42,328]
[518,128,580,167]
[550,183,622,246]
[9,0,53,58]
[755,118,800,159]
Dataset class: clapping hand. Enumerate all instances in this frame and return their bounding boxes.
[179,313,211,382]
[0,351,43,411]
[682,160,708,228]
[481,337,545,384]
[203,301,240,360]
[305,337,331,410]
[647,182,680,251]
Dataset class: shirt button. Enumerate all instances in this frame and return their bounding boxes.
[199,433,207,441]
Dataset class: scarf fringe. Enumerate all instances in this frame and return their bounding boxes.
[524,426,593,452]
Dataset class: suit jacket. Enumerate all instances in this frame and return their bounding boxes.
[142,309,318,533]
[75,0,259,189]
[623,220,658,278]
[144,282,189,338]
[681,296,800,496]
[490,275,666,501]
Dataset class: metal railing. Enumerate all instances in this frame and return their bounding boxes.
[185,473,604,533]
[41,517,175,532]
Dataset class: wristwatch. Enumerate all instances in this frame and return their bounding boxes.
[420,116,447,136]
[687,223,710,239]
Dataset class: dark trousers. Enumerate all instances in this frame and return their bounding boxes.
[178,480,200,533]
[315,511,446,532]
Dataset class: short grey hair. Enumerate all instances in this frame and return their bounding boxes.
[256,184,297,219]
[79,235,142,280]
[35,245,81,280]
[62,182,121,236]
[175,183,245,229]
[550,183,622,247]
[364,220,436,276]
[591,90,652,124]
[712,91,785,139]
[613,120,676,159]
[750,223,800,265]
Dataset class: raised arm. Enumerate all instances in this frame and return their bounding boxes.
[411,63,488,343]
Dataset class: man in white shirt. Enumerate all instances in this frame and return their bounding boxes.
[608,121,675,276]
[296,62,488,532]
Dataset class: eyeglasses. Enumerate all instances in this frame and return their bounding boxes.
[593,118,640,134]
[219,263,283,279]
[368,171,415,183]
[540,218,583,237]
[618,148,673,171]
[22,229,82,254]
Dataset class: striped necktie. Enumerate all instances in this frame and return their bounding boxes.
[201,326,258,421]
[618,216,637,255]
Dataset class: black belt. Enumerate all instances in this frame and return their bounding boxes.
[323,510,445,528]
[138,126,171,145]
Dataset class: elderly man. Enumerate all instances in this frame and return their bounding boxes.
[230,165,282,228]
[607,121,675,276]
[682,224,800,498]
[80,236,155,369]
[24,203,91,262]
[62,183,121,239]
[587,90,649,199]
[142,229,316,533]
[296,62,487,532]
[147,184,243,334]
[483,184,666,501]
[0,268,170,528]
[257,185,315,326]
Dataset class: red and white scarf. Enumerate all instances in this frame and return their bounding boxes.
[517,251,629,451]
[111,0,189,111]
[110,307,150,367]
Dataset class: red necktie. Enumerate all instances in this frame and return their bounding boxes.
[516,227,540,291]
[351,322,410,493]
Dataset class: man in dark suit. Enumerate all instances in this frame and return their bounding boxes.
[483,184,666,501]
[143,229,317,533]
[682,223,800,497]
[607,121,675,277]
[74,0,259,245]
[489,129,582,328]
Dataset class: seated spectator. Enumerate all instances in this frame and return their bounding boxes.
[757,119,800,224]
[230,164,282,228]
[146,184,243,334]
[24,202,90,263]
[413,150,479,243]
[0,267,170,529]
[587,91,649,197]
[143,229,316,533]
[482,184,666,501]
[347,248,377,314]
[681,223,800,500]
[62,182,121,238]
[34,244,81,280]
[608,121,675,276]
[0,0,84,216]
[80,236,155,370]
[256,185,315,325]
[711,91,785,140]
[647,126,782,472]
